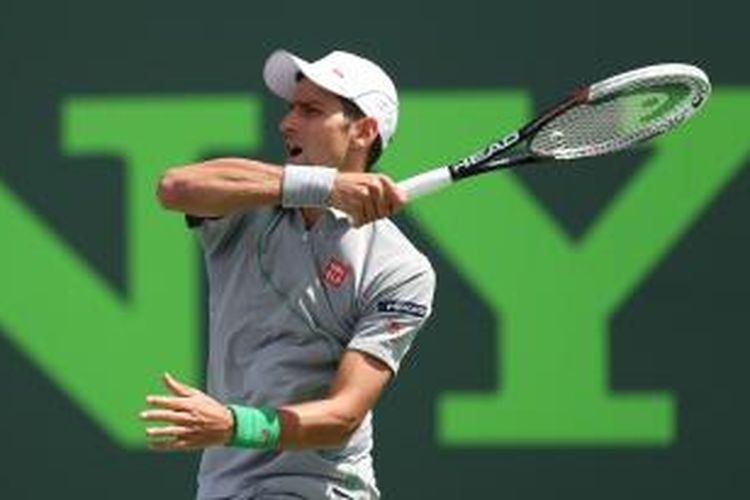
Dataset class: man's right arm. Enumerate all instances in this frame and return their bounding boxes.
[156,158,407,225]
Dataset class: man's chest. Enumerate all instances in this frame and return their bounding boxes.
[252,219,369,335]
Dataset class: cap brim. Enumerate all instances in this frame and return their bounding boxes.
[263,50,310,101]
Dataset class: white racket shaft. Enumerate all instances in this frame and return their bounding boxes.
[397,167,453,200]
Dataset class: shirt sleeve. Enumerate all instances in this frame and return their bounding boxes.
[347,260,436,375]
[184,212,248,254]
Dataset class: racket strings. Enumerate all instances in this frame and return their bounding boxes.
[529,75,698,160]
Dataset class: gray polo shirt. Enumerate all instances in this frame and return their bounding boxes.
[189,206,435,500]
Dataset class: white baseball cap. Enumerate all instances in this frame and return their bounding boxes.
[263,49,399,148]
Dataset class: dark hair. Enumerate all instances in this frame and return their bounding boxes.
[295,72,383,170]
[338,97,383,170]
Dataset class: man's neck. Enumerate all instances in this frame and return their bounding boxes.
[301,207,322,229]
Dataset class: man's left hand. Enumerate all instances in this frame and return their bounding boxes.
[140,373,234,451]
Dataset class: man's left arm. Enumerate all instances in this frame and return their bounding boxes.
[140,351,391,451]
[277,350,392,448]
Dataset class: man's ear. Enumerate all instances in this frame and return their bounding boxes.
[351,117,379,150]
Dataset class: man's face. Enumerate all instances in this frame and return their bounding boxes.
[279,78,357,169]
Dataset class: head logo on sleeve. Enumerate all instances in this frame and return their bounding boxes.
[322,257,350,288]
[377,300,428,318]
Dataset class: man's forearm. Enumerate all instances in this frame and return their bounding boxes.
[225,397,363,450]
[157,158,283,217]
[275,397,362,449]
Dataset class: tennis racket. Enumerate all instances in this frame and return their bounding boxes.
[397,63,711,199]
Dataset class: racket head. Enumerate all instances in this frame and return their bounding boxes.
[528,63,711,160]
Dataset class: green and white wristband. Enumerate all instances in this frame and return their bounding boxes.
[227,405,281,449]
[281,165,337,207]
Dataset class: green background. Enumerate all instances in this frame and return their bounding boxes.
[1,1,748,498]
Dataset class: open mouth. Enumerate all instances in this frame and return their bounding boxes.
[285,140,303,160]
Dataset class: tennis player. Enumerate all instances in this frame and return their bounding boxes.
[140,49,436,500]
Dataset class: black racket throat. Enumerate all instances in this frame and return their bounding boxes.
[521,89,588,136]
[446,90,588,181]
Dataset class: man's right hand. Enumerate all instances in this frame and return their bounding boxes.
[328,173,407,227]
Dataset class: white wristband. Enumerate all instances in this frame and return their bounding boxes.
[281,165,337,207]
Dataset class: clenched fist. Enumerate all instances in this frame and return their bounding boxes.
[328,172,407,227]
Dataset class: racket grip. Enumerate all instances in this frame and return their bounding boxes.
[397,167,453,200]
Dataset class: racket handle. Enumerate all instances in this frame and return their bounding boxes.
[397,167,453,200]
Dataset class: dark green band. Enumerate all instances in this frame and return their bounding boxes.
[227,405,281,449]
